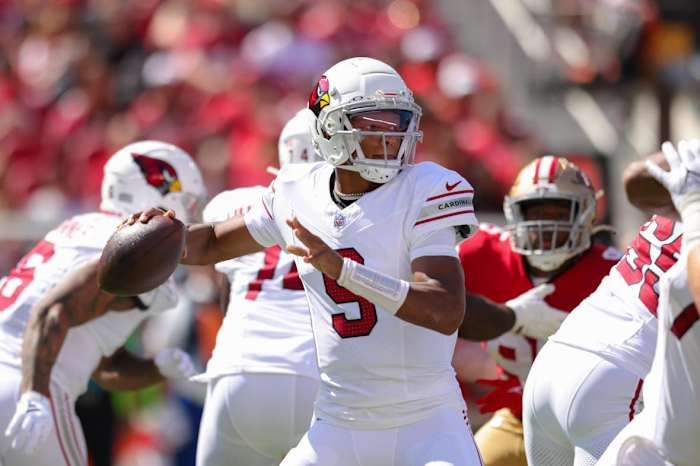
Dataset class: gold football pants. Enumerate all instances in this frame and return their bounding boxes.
[474,408,527,466]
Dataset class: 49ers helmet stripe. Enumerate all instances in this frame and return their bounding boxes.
[532,155,561,186]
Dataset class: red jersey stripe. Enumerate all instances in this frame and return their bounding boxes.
[671,303,699,339]
[425,189,474,202]
[415,210,474,226]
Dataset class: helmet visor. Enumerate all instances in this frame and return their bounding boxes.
[348,110,414,133]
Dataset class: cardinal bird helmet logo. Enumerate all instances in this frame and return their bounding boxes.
[308,75,330,116]
[132,153,182,195]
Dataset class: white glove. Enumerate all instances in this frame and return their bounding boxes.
[646,140,700,212]
[506,284,567,339]
[154,348,196,380]
[5,391,53,454]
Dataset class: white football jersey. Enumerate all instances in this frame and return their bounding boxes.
[641,253,700,464]
[244,161,478,429]
[200,187,317,380]
[551,216,682,378]
[0,212,177,399]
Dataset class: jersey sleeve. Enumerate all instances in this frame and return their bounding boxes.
[243,183,284,248]
[411,167,479,243]
[202,191,235,223]
[204,190,250,276]
[409,227,459,261]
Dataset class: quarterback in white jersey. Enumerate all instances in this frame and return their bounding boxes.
[597,139,700,466]
[126,57,483,465]
[195,110,321,466]
[0,141,204,466]
[523,151,683,465]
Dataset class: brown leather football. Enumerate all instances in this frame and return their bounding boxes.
[624,151,673,213]
[98,215,185,296]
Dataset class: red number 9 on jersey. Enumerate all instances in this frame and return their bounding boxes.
[323,248,377,338]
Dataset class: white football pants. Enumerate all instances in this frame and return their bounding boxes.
[523,341,643,466]
[0,362,87,466]
[280,404,484,466]
[196,373,318,466]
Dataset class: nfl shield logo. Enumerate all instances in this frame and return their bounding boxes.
[334,212,346,228]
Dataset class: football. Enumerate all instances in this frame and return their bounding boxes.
[98,215,185,296]
[624,151,673,213]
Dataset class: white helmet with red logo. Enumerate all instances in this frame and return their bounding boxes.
[308,57,423,184]
[268,109,320,175]
[100,140,206,222]
[504,156,597,272]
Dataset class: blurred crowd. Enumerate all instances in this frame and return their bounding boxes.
[0,0,541,217]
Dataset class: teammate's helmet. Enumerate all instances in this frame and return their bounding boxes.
[503,156,597,272]
[100,141,206,223]
[307,57,423,184]
[273,109,320,173]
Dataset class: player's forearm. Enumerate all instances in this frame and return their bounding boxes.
[181,217,263,265]
[92,349,164,391]
[395,280,465,335]
[458,292,515,341]
[21,302,70,397]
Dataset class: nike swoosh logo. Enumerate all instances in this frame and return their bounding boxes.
[445,181,462,191]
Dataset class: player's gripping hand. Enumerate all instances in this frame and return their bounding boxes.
[286,217,343,280]
[121,208,175,227]
[646,140,700,211]
[155,348,197,380]
[506,284,567,339]
[5,391,53,454]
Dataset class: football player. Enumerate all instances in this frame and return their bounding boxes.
[0,141,205,466]
[522,150,682,465]
[597,139,700,466]
[455,156,621,466]
[194,109,321,466]
[126,57,484,465]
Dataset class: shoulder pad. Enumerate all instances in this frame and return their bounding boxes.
[203,186,265,223]
[46,212,122,250]
[275,161,324,184]
[410,162,478,239]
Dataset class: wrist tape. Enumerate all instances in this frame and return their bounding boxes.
[337,258,410,315]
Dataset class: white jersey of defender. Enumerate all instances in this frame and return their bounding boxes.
[597,253,700,466]
[245,161,478,429]
[0,212,177,399]
[638,253,699,464]
[551,216,683,378]
[201,187,317,380]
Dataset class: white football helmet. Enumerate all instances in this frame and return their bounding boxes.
[504,156,597,272]
[100,140,206,223]
[308,57,423,184]
[268,109,320,175]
